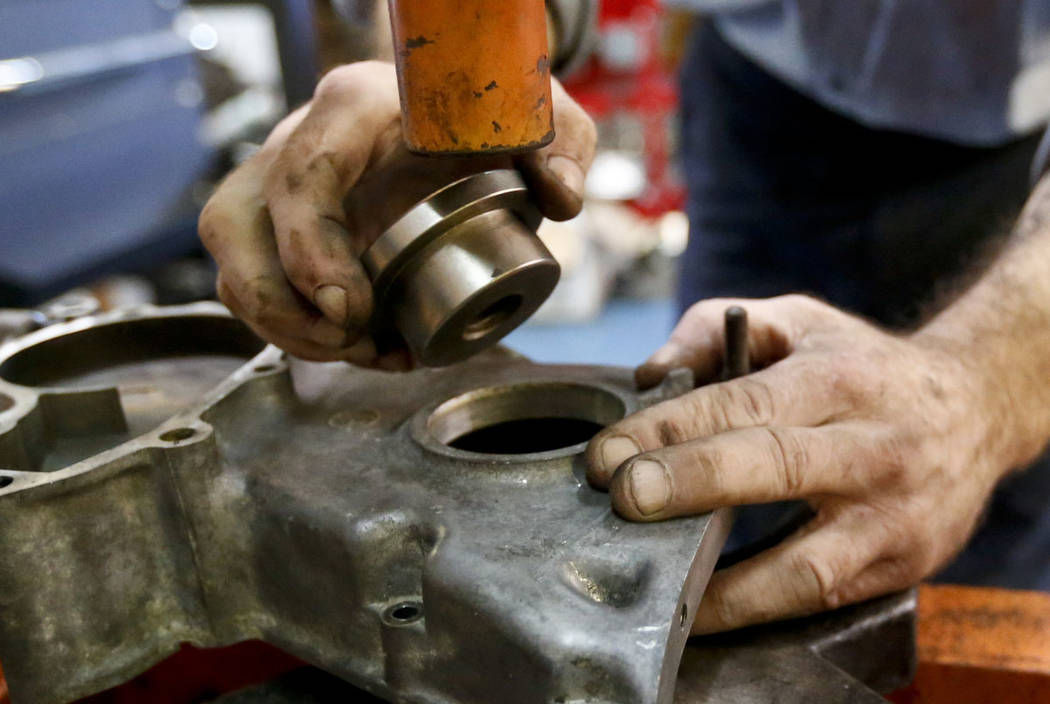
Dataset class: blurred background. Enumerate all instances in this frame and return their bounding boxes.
[0,0,694,367]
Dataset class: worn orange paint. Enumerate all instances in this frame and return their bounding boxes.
[388,0,554,155]
[888,584,1050,704]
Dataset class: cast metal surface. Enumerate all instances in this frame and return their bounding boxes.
[0,303,725,704]
[211,590,916,704]
[362,170,560,367]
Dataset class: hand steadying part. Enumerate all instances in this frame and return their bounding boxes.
[587,178,1050,633]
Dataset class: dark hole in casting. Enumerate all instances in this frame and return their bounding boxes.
[449,417,605,454]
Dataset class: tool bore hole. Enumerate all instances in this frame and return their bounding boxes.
[680,603,688,629]
[428,382,626,456]
[462,295,523,341]
[160,427,196,443]
[0,476,12,489]
[384,601,423,625]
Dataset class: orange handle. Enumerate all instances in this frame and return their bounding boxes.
[388,0,554,156]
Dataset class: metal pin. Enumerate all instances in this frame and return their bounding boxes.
[722,306,750,380]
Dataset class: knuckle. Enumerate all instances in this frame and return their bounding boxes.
[197,202,231,249]
[240,277,284,326]
[866,428,920,491]
[777,293,824,314]
[652,411,690,447]
[789,551,841,612]
[216,281,236,310]
[763,427,809,495]
[314,65,362,102]
[314,60,391,103]
[778,293,816,308]
[689,443,725,494]
[683,297,732,325]
[734,378,776,425]
[901,537,939,579]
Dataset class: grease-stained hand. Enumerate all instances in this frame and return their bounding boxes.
[199,60,595,367]
[586,294,1025,634]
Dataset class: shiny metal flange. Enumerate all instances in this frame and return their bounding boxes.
[361,169,560,367]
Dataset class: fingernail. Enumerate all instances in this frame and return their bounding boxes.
[627,459,672,516]
[547,154,585,195]
[315,285,349,327]
[600,434,642,470]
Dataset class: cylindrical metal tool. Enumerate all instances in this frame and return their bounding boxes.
[362,170,559,367]
[722,306,750,380]
[387,0,554,155]
[376,2,560,365]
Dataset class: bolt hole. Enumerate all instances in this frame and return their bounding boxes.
[160,427,196,443]
[383,601,423,626]
[462,294,522,341]
[0,476,12,489]
[680,603,688,629]
[253,364,278,373]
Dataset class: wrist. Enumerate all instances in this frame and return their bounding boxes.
[911,320,1049,479]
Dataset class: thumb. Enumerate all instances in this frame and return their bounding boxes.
[516,77,596,221]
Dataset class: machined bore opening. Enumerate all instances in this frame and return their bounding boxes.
[427,382,626,455]
[462,294,524,341]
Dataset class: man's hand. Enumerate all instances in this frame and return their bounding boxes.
[586,293,1042,635]
[199,60,595,366]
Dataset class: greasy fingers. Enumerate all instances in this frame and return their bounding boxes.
[587,361,853,487]
[217,273,360,362]
[607,425,867,521]
[202,156,356,357]
[263,62,402,334]
[516,77,597,221]
[200,61,414,363]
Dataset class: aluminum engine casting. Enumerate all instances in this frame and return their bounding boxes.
[0,303,729,704]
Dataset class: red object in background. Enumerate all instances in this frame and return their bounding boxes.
[562,0,685,216]
[75,642,304,704]
[887,585,1050,704]
[0,641,303,704]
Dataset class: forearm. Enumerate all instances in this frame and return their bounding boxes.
[914,174,1050,471]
